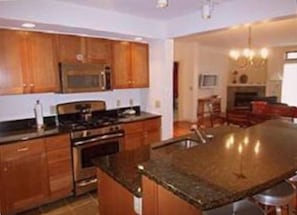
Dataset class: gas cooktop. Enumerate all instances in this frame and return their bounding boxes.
[59,116,119,131]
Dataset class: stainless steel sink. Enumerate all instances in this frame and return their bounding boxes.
[173,138,200,149]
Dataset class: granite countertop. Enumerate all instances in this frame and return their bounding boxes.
[0,127,70,145]
[117,111,160,123]
[94,120,297,211]
[92,126,240,198]
[141,120,297,210]
[0,111,160,145]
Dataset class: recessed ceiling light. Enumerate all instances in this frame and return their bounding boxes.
[21,23,36,28]
[157,0,168,8]
[134,37,143,41]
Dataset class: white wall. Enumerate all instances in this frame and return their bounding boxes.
[144,39,174,140]
[0,89,144,121]
[174,41,229,122]
[174,41,199,122]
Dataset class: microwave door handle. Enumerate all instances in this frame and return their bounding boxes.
[101,71,106,90]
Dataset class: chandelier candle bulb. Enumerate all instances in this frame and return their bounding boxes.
[229,26,269,61]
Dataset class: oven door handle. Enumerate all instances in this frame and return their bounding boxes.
[73,133,124,146]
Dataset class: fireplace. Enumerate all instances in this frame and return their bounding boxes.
[227,86,266,110]
[234,92,258,109]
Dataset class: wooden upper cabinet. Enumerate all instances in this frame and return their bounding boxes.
[0,29,24,95]
[112,41,149,89]
[112,41,131,88]
[23,32,58,93]
[56,35,112,65]
[0,29,58,95]
[130,42,149,88]
[56,34,85,63]
[86,38,112,65]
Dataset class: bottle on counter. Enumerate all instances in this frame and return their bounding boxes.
[34,100,44,130]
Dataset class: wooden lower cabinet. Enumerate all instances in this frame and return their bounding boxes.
[97,169,136,215]
[0,134,73,215]
[0,139,49,215]
[123,117,161,150]
[142,176,202,215]
[45,134,73,201]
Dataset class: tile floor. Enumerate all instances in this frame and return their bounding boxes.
[18,192,99,215]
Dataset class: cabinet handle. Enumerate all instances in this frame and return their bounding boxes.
[3,167,8,172]
[17,147,29,152]
[30,83,34,87]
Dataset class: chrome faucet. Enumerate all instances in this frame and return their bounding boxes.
[190,124,207,144]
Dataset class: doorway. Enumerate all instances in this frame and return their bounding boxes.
[173,61,179,121]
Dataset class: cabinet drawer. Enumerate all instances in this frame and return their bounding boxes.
[123,121,144,134]
[1,139,44,159]
[144,118,161,130]
[45,134,70,151]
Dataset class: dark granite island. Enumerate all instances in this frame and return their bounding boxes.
[93,120,297,215]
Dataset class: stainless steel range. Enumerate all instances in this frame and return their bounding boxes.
[57,101,124,196]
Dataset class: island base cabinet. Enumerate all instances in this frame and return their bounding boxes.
[142,176,202,215]
[97,169,137,215]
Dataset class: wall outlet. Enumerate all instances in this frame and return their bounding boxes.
[129,99,134,106]
[116,99,121,107]
[155,100,161,108]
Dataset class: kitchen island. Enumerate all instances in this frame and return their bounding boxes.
[93,120,297,215]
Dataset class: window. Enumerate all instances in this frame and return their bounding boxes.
[285,51,297,60]
[281,63,297,106]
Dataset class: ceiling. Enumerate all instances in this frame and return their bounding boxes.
[54,0,297,48]
[177,17,297,48]
[55,0,234,20]
[0,0,296,48]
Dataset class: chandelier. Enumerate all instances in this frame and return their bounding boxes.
[229,26,269,62]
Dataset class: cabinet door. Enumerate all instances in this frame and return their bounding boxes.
[124,133,144,150]
[143,118,161,145]
[56,34,85,63]
[112,41,131,88]
[45,134,73,201]
[0,139,49,214]
[86,38,112,65]
[130,43,149,88]
[122,121,144,150]
[24,32,58,93]
[0,29,24,95]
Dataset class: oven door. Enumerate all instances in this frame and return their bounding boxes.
[72,135,124,182]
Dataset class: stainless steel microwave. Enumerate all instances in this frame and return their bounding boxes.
[59,63,112,93]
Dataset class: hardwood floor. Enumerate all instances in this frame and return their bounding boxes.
[18,192,98,215]
[173,119,213,137]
